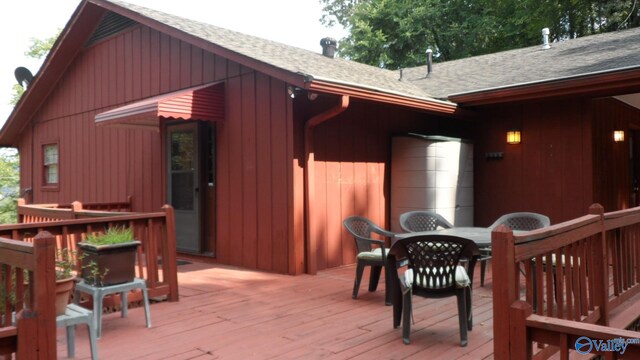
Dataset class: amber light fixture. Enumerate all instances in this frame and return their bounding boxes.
[614,130,625,143]
[506,130,521,145]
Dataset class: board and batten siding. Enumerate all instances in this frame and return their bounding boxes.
[473,98,593,226]
[18,24,299,274]
[308,100,466,271]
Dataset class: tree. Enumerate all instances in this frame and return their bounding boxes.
[2,32,58,223]
[9,31,59,105]
[321,0,640,69]
[0,149,19,224]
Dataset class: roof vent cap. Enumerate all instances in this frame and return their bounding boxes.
[320,37,337,58]
[542,28,551,49]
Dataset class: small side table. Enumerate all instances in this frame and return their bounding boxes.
[74,278,152,338]
[56,304,98,359]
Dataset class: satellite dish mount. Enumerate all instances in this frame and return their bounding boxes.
[15,67,34,89]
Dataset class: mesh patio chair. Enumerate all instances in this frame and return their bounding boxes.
[480,212,551,286]
[343,216,396,305]
[399,211,454,233]
[388,234,480,346]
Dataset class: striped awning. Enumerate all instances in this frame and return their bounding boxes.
[95,82,225,130]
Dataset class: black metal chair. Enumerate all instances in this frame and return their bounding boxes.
[399,211,453,233]
[343,216,395,305]
[388,234,480,346]
[480,212,551,286]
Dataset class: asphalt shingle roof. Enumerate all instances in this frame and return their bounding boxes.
[402,26,640,99]
[110,0,432,101]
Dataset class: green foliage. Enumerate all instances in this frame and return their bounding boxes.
[9,31,60,106]
[56,249,79,280]
[322,0,640,69]
[24,34,58,59]
[0,149,19,224]
[82,260,109,286]
[84,226,134,246]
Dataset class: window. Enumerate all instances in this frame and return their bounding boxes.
[43,143,59,186]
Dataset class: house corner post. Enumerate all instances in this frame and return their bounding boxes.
[492,224,517,359]
[589,203,609,325]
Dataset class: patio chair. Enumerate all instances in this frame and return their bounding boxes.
[343,216,396,305]
[399,211,454,233]
[480,212,550,286]
[389,234,480,346]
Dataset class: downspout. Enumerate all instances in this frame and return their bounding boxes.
[304,95,350,275]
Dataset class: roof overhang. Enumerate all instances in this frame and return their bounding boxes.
[95,82,225,130]
[449,66,640,107]
[307,79,474,118]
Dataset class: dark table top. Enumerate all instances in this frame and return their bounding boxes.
[395,227,493,247]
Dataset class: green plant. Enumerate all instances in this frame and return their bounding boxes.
[82,260,109,287]
[84,226,134,246]
[55,248,79,280]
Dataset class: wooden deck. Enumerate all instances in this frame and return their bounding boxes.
[58,261,495,359]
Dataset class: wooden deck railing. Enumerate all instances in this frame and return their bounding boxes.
[17,197,133,223]
[493,204,640,359]
[0,232,56,358]
[7,201,179,303]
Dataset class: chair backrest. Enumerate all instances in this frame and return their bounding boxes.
[343,216,391,253]
[489,212,550,231]
[399,211,454,232]
[390,235,479,295]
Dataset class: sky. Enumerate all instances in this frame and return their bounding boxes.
[0,0,346,127]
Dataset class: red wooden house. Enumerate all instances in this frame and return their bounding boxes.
[2,0,640,275]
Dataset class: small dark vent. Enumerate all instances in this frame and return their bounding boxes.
[85,12,137,47]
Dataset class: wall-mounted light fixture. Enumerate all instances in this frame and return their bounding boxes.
[614,130,625,143]
[287,85,299,99]
[506,130,521,145]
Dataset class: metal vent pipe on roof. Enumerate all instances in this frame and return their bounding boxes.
[320,37,337,58]
[426,48,433,77]
[542,28,551,49]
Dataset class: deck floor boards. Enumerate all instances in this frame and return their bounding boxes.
[58,261,496,359]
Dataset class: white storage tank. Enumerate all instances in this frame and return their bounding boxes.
[390,134,473,232]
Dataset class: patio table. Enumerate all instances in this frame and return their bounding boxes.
[394,227,494,248]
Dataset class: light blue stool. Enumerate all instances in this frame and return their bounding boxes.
[74,278,151,339]
[56,304,98,359]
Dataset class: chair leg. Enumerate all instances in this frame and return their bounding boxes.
[353,262,366,299]
[466,286,473,331]
[383,265,392,306]
[456,290,468,347]
[369,265,382,292]
[480,260,487,287]
[402,289,412,345]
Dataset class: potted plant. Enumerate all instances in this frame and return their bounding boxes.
[78,226,140,287]
[55,249,78,316]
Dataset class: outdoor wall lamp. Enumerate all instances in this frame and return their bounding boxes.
[614,130,625,142]
[506,130,521,145]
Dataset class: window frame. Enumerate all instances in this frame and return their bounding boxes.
[41,141,60,191]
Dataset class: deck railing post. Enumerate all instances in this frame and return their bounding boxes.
[510,300,533,359]
[492,224,517,360]
[162,204,179,302]
[21,231,56,358]
[589,203,609,326]
[17,198,26,223]
[71,200,83,219]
